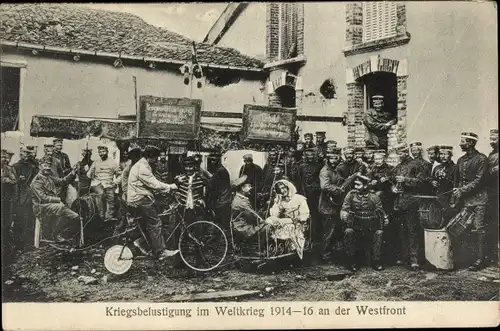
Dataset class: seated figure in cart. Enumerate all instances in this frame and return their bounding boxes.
[264,179,310,259]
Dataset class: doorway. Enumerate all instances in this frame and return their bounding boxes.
[359,71,398,119]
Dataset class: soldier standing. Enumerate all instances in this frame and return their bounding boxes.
[258,150,279,207]
[426,145,441,176]
[12,146,38,249]
[318,148,344,263]
[239,153,263,208]
[303,133,316,149]
[336,147,368,193]
[1,149,18,276]
[154,150,171,184]
[485,129,498,264]
[452,132,489,271]
[53,138,72,202]
[341,174,389,272]
[206,152,232,230]
[389,143,425,270]
[363,147,376,168]
[296,148,322,261]
[315,131,327,164]
[431,145,457,222]
[363,95,397,151]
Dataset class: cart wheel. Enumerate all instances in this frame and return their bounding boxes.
[179,221,228,272]
[104,245,133,275]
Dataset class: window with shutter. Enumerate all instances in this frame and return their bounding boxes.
[278,3,299,60]
[362,2,397,43]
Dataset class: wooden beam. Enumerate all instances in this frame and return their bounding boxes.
[120,111,344,123]
[203,3,249,45]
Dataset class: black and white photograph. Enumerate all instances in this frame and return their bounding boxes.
[1,2,498,329]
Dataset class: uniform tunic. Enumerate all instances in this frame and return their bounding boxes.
[454,149,488,233]
[12,159,38,245]
[367,162,394,212]
[363,108,393,150]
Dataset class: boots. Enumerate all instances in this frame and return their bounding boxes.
[469,232,486,271]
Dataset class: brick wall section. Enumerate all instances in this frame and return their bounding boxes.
[296,3,304,56]
[266,3,280,62]
[345,3,363,48]
[396,3,407,35]
[346,82,364,147]
[386,75,408,167]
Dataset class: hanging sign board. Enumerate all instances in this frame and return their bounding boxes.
[241,105,297,143]
[137,96,202,140]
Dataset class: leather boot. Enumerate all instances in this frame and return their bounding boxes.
[469,232,486,271]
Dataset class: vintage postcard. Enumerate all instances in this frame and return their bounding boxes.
[1,2,498,330]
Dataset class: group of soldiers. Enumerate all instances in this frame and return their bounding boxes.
[236,129,499,272]
[1,126,498,274]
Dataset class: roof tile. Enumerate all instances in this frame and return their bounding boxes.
[0,4,264,69]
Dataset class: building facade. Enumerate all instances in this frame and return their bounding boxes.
[0,4,266,164]
[206,2,497,161]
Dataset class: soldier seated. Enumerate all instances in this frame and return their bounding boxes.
[341,175,389,272]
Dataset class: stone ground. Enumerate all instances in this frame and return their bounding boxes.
[2,245,499,303]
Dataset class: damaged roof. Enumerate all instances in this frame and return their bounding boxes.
[0,4,264,70]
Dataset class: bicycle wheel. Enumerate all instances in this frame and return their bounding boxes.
[178,221,228,272]
[104,245,133,275]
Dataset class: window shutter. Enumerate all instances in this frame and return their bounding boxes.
[362,2,397,43]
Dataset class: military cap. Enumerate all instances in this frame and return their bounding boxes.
[208,151,222,158]
[372,95,384,100]
[6,151,14,156]
[394,143,408,152]
[373,149,387,156]
[354,147,365,153]
[409,141,423,148]
[461,132,478,141]
[354,174,371,185]
[243,153,253,161]
[268,149,278,155]
[315,131,326,136]
[26,145,36,151]
[343,147,354,153]
[304,147,316,153]
[426,145,438,151]
[39,157,53,167]
[20,145,28,152]
[439,145,453,151]
[364,146,376,152]
[44,144,54,148]
[143,145,161,158]
[490,129,498,137]
[128,143,141,153]
[53,138,63,143]
[183,156,196,165]
[97,145,108,150]
[304,133,313,139]
[1,149,8,155]
[326,140,338,147]
[326,147,342,156]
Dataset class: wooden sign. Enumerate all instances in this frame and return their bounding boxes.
[241,105,297,143]
[138,96,202,140]
[352,57,400,80]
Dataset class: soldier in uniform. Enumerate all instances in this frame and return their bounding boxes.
[368,150,394,213]
[315,131,327,164]
[318,148,344,263]
[336,147,368,193]
[452,132,489,271]
[239,153,263,208]
[1,149,18,275]
[341,174,389,272]
[363,95,397,151]
[42,144,64,181]
[303,133,316,149]
[206,152,232,230]
[12,146,39,249]
[154,150,171,184]
[175,156,207,224]
[389,143,425,270]
[295,148,322,261]
[432,146,456,201]
[6,151,14,165]
[294,141,305,165]
[258,150,279,208]
[53,139,72,202]
[427,145,441,176]
[485,129,498,263]
[363,147,376,168]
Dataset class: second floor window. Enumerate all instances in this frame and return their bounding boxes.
[279,3,299,60]
[362,2,397,43]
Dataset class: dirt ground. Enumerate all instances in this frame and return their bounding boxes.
[3,246,499,303]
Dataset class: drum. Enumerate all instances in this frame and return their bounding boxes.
[417,196,444,229]
[445,207,473,238]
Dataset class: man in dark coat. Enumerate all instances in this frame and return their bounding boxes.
[1,149,18,276]
[53,138,72,203]
[295,148,322,260]
[318,148,344,263]
[336,147,368,193]
[154,150,171,184]
[485,129,498,264]
[452,132,489,271]
[389,143,425,270]
[239,153,263,208]
[363,95,397,150]
[431,145,456,219]
[410,141,433,193]
[206,152,232,230]
[303,133,316,149]
[315,131,327,164]
[12,146,38,249]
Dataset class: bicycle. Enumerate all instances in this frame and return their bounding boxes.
[104,196,228,275]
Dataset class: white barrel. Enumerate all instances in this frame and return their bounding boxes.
[424,229,454,270]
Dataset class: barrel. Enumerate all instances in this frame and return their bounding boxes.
[424,228,454,270]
